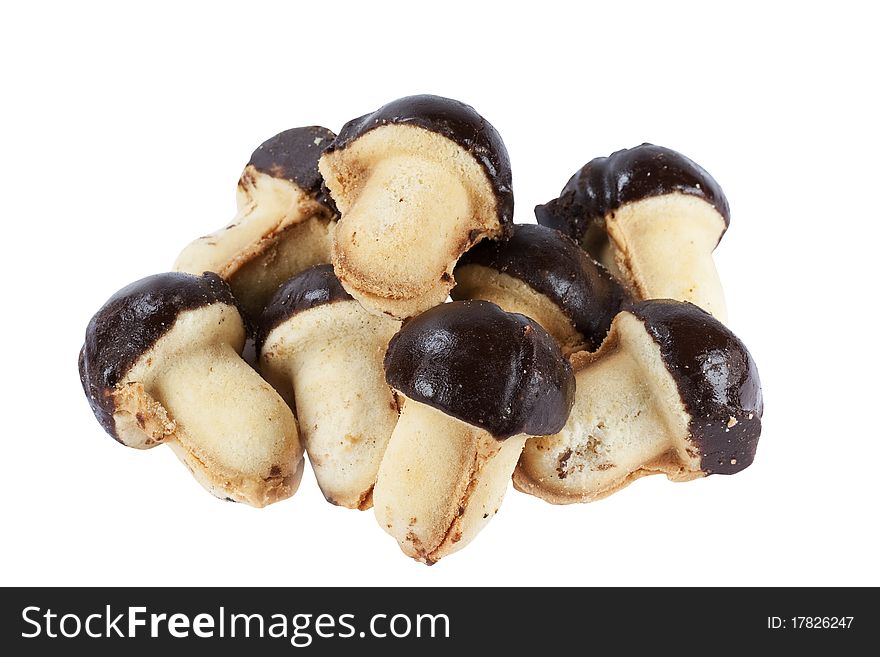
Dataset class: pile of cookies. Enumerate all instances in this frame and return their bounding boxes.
[79,95,763,564]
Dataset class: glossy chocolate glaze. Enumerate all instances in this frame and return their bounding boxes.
[247,126,337,210]
[384,300,574,439]
[535,144,730,244]
[455,224,629,350]
[256,264,353,352]
[79,272,239,440]
[628,300,762,474]
[326,95,513,229]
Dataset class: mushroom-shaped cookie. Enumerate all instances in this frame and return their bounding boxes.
[536,144,730,322]
[375,301,574,563]
[79,272,303,507]
[514,299,762,504]
[452,223,629,355]
[319,95,513,319]
[175,127,338,319]
[257,265,401,510]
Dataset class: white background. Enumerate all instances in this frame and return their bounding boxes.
[2,1,877,587]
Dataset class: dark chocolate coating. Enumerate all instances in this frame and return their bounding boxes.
[247,126,337,210]
[79,272,239,440]
[384,300,574,439]
[628,300,762,474]
[327,95,513,229]
[535,144,730,245]
[256,264,353,352]
[455,224,629,350]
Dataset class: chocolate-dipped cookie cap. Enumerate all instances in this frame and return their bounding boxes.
[384,300,574,438]
[327,95,513,227]
[256,264,353,352]
[248,126,337,208]
[628,299,762,474]
[79,272,239,438]
[536,144,730,241]
[456,224,629,350]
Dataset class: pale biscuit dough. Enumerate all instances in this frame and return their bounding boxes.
[113,303,304,507]
[174,167,336,318]
[514,312,700,504]
[260,301,400,510]
[320,125,506,318]
[373,398,527,564]
[600,194,728,322]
